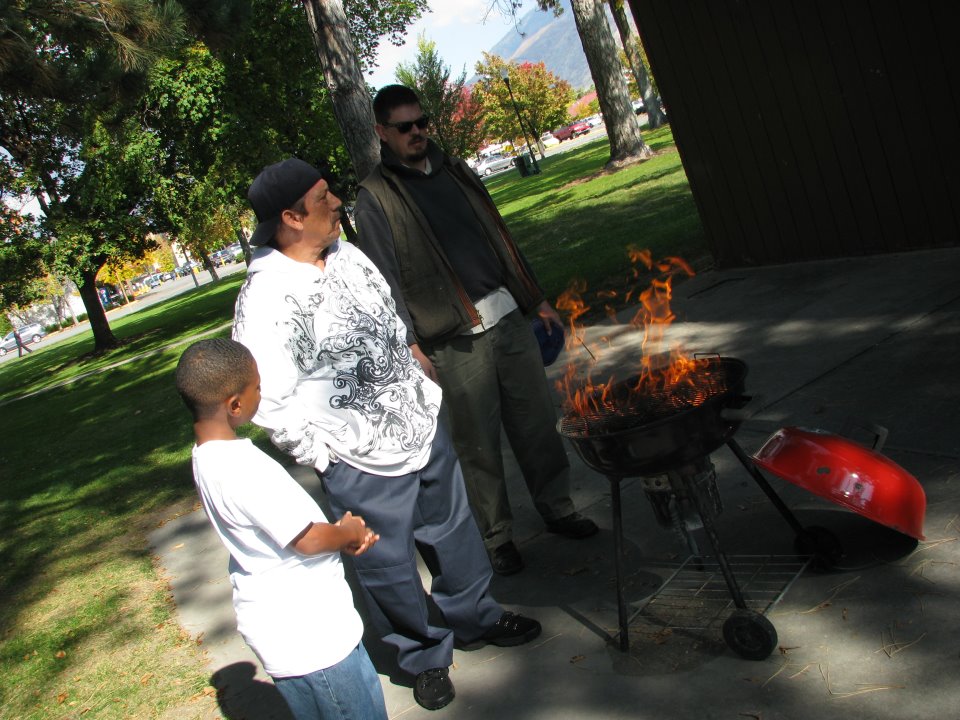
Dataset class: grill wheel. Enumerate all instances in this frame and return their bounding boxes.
[722,609,778,660]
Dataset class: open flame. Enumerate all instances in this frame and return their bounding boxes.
[556,247,717,420]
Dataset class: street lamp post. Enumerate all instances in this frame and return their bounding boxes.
[499,68,540,175]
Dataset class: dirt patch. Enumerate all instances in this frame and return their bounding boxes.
[559,147,674,191]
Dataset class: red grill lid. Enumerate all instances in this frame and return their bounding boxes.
[753,427,926,540]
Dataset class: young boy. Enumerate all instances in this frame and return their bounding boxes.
[175,337,387,720]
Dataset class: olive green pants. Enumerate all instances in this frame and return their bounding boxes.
[426,309,576,551]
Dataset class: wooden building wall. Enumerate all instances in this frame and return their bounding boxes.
[628,0,960,267]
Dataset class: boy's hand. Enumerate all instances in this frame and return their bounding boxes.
[349,527,379,556]
[337,511,380,556]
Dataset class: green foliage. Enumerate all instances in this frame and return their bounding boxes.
[147,42,229,175]
[0,199,46,312]
[144,41,239,261]
[344,0,429,72]
[0,0,429,347]
[473,55,573,147]
[618,39,659,98]
[0,0,194,349]
[50,117,161,286]
[0,0,188,94]
[395,34,486,159]
[213,1,351,187]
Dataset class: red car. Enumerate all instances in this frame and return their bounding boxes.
[551,121,591,142]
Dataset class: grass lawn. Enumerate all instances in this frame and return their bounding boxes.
[486,126,709,305]
[0,279,254,719]
[0,127,704,718]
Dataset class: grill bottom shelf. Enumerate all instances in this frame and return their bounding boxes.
[630,553,811,634]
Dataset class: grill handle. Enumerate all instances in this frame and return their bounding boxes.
[720,394,765,423]
[839,416,889,451]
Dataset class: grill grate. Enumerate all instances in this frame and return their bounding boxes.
[560,369,730,438]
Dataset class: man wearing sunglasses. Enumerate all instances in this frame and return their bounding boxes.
[355,85,598,582]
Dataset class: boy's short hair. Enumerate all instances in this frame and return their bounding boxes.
[176,338,257,420]
[372,84,421,124]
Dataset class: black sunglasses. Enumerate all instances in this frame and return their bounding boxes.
[382,115,430,133]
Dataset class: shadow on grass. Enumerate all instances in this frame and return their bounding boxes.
[0,278,252,677]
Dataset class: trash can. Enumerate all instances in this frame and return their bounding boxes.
[514,155,530,177]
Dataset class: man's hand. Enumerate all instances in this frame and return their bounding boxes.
[536,300,564,335]
[410,343,439,383]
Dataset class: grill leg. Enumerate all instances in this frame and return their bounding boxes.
[726,438,805,535]
[608,475,630,651]
[677,471,748,610]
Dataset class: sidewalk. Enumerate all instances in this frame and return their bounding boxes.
[150,246,960,720]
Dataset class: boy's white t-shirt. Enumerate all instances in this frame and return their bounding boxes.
[191,438,363,678]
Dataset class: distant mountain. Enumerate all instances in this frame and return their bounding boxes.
[478,0,624,92]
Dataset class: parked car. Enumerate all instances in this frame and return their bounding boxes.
[584,113,604,127]
[475,153,515,176]
[540,132,560,148]
[551,121,591,142]
[631,98,666,117]
[209,250,232,267]
[0,323,46,355]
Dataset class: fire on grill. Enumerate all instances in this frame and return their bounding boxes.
[558,355,730,438]
[550,249,925,661]
[558,355,748,478]
[555,248,702,425]
[553,249,748,476]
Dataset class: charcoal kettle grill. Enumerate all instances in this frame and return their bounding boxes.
[558,355,926,660]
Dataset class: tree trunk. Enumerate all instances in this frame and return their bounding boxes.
[77,268,119,353]
[608,0,666,129]
[570,0,651,165]
[302,0,380,182]
[202,256,220,282]
[233,220,251,266]
[64,280,78,325]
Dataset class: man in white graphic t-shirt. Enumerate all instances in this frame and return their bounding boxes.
[232,158,542,711]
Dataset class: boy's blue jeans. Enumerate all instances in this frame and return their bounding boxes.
[273,643,387,720]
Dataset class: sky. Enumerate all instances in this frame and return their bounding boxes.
[365,0,534,89]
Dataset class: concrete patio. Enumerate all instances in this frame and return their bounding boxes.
[151,246,960,719]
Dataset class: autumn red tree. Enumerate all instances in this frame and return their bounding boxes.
[472,56,573,152]
[395,35,487,159]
